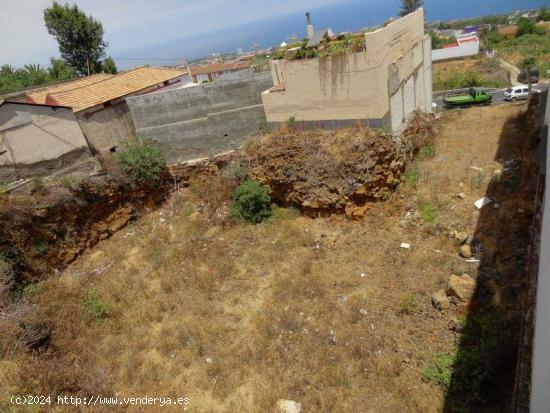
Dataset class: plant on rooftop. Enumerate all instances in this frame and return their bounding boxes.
[115,139,166,186]
[230,180,272,223]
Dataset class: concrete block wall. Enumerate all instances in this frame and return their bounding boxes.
[127,70,273,162]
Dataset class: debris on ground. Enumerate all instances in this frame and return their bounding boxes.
[474,196,492,209]
[277,399,302,413]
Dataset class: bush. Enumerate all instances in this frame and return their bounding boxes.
[115,139,166,185]
[83,288,111,322]
[230,180,272,223]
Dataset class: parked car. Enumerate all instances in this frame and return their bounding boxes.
[517,68,539,84]
[444,88,492,108]
[504,85,540,101]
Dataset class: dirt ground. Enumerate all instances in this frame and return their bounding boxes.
[0,103,536,412]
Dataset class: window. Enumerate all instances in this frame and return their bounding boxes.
[523,89,529,94]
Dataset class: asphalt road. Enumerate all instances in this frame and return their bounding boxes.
[433,84,549,110]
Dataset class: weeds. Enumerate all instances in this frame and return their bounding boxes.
[419,144,435,159]
[399,292,418,315]
[470,170,486,190]
[222,159,249,188]
[34,240,48,256]
[258,116,269,133]
[419,200,438,223]
[422,352,455,387]
[31,177,45,194]
[403,167,420,186]
[82,288,111,323]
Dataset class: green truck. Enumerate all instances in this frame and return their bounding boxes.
[444,88,492,108]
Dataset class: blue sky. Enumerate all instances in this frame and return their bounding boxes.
[1,0,549,69]
[0,0,348,67]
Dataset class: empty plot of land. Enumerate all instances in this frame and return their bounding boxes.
[0,103,534,412]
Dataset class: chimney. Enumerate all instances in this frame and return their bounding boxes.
[306,12,314,39]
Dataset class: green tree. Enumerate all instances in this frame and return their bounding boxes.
[516,17,544,37]
[521,56,537,96]
[400,0,423,17]
[43,2,107,76]
[48,57,77,80]
[101,57,118,74]
[0,64,16,75]
[537,6,550,22]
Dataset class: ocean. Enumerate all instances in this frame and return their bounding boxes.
[117,0,550,68]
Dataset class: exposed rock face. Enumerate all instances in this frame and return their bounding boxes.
[0,175,167,282]
[246,113,434,217]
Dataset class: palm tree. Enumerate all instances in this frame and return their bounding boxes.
[521,56,536,99]
[0,64,16,75]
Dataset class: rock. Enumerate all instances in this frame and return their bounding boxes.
[277,399,302,413]
[455,192,466,199]
[455,231,469,244]
[448,316,465,332]
[447,274,476,303]
[459,244,473,258]
[432,289,450,310]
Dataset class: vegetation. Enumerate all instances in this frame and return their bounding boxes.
[0,59,76,95]
[418,200,438,223]
[433,58,510,91]
[286,115,297,128]
[83,288,111,322]
[538,6,550,22]
[400,0,423,17]
[422,352,455,387]
[44,2,108,75]
[429,31,457,50]
[399,292,418,314]
[115,139,166,185]
[230,180,272,223]
[481,17,550,81]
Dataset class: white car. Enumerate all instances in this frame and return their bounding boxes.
[504,85,540,101]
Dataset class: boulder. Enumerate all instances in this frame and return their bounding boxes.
[447,274,476,303]
[459,244,473,258]
[277,399,302,413]
[432,289,450,310]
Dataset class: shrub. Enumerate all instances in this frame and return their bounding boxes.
[286,116,296,128]
[230,180,272,223]
[419,200,438,223]
[115,139,166,185]
[83,288,111,322]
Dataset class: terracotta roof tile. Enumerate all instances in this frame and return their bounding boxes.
[46,66,186,112]
[26,74,114,105]
[190,59,253,76]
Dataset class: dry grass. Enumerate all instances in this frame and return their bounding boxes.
[0,103,531,412]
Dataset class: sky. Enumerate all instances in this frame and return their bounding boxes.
[0,0,347,67]
[1,0,549,69]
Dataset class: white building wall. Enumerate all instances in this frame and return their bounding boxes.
[432,40,480,62]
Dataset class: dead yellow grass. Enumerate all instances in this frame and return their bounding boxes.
[0,103,530,412]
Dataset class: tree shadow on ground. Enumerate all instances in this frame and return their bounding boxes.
[443,93,546,413]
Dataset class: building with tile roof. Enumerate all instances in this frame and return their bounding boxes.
[25,66,189,155]
[44,66,186,113]
[25,74,114,106]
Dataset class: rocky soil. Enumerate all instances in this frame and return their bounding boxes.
[246,112,435,217]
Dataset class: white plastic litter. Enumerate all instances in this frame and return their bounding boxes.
[474,197,491,210]
[400,242,411,249]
